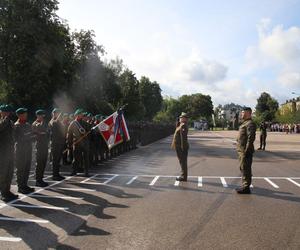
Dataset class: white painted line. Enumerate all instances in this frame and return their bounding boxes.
[80,174,99,183]
[103,174,119,184]
[0,176,73,211]
[149,176,160,186]
[250,184,254,188]
[0,217,49,223]
[264,178,279,188]
[55,187,96,192]
[220,177,228,188]
[0,236,22,242]
[126,176,138,185]
[29,195,83,200]
[287,178,300,187]
[198,177,203,187]
[174,178,180,186]
[11,204,68,210]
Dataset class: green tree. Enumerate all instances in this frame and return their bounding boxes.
[139,76,162,120]
[0,0,75,109]
[255,92,279,121]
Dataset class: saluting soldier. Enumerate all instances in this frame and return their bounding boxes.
[67,109,91,177]
[258,121,267,151]
[0,104,18,202]
[32,109,49,187]
[236,107,256,194]
[171,112,189,182]
[49,108,65,181]
[14,108,35,194]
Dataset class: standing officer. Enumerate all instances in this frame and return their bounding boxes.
[0,104,18,202]
[258,121,267,151]
[236,107,256,194]
[14,108,35,194]
[49,108,65,181]
[67,109,90,177]
[171,112,189,182]
[32,109,49,187]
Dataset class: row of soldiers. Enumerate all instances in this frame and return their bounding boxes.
[0,105,135,203]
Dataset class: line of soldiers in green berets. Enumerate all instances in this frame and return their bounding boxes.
[0,105,136,203]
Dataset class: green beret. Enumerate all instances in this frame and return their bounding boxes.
[95,114,101,119]
[36,109,46,116]
[0,104,14,112]
[16,108,28,115]
[87,113,93,117]
[74,108,84,116]
[52,108,60,113]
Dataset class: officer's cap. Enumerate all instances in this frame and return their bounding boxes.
[16,108,28,115]
[242,107,252,113]
[52,108,60,113]
[74,108,84,116]
[179,112,189,118]
[36,109,46,116]
[0,104,14,112]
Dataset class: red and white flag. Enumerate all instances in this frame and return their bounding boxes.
[93,111,130,149]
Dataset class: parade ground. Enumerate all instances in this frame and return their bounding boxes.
[0,130,300,249]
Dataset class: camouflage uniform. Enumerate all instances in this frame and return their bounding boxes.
[237,118,256,188]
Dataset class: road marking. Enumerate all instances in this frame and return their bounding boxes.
[80,174,99,183]
[287,178,300,187]
[174,179,180,186]
[220,177,228,188]
[0,176,72,210]
[29,195,83,200]
[250,184,254,188]
[10,204,68,210]
[126,176,138,185]
[0,236,22,242]
[149,176,160,186]
[103,174,119,184]
[55,187,96,192]
[264,178,279,188]
[0,217,49,223]
[198,177,203,187]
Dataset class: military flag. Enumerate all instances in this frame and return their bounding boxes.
[93,110,130,149]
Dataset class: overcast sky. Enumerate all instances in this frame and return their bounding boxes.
[57,0,300,107]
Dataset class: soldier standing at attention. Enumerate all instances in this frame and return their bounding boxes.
[14,108,35,194]
[0,105,18,202]
[49,108,65,181]
[67,109,90,177]
[171,112,189,182]
[258,121,267,151]
[236,107,256,194]
[32,109,49,187]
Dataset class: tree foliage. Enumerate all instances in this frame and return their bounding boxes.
[255,92,279,122]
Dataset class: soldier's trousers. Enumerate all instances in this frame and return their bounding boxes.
[73,146,89,173]
[36,143,48,181]
[0,146,14,195]
[176,148,188,179]
[260,134,267,149]
[51,143,64,176]
[16,144,32,189]
[239,153,253,188]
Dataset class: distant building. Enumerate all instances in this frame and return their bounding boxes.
[280,97,300,114]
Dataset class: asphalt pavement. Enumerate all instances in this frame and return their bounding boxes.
[0,130,300,250]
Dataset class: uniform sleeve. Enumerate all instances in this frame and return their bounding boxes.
[245,122,256,154]
[66,123,73,146]
[180,124,189,150]
[0,117,9,132]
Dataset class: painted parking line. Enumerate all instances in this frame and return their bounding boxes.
[0,217,49,223]
[174,179,180,186]
[126,176,138,185]
[10,204,68,210]
[103,174,119,184]
[220,177,228,188]
[198,177,203,187]
[149,176,160,186]
[0,236,22,242]
[286,178,300,187]
[264,178,279,188]
[29,194,83,200]
[80,174,99,184]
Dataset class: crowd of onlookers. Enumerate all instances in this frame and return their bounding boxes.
[269,123,300,133]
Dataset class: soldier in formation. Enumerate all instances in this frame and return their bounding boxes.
[258,121,267,151]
